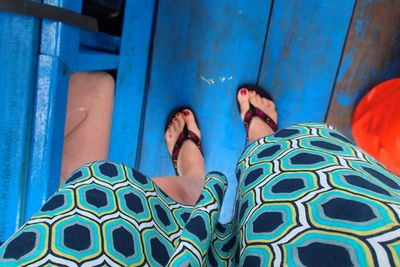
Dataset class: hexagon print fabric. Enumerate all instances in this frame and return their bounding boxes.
[0,161,227,266]
[1,123,399,266]
[235,123,400,266]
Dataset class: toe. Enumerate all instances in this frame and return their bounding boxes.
[164,129,171,140]
[249,92,278,125]
[165,112,185,155]
[249,92,262,108]
[248,90,256,103]
[237,88,250,120]
[261,97,271,108]
[265,98,275,109]
[172,117,182,132]
[165,123,175,154]
[182,109,201,138]
[176,113,185,128]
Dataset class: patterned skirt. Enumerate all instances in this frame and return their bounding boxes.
[0,123,399,266]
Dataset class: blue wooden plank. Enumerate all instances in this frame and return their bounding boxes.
[258,0,356,129]
[24,0,81,220]
[80,29,121,53]
[40,0,81,66]
[73,48,119,72]
[25,55,70,221]
[0,12,39,242]
[327,0,400,139]
[109,0,156,166]
[139,0,272,223]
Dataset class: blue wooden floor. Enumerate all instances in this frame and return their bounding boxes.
[138,0,356,222]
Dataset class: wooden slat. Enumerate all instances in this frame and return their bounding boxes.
[326,0,400,139]
[109,0,155,167]
[24,0,81,221]
[139,0,272,223]
[258,0,356,129]
[0,12,39,242]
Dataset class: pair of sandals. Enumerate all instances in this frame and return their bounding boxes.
[167,84,278,175]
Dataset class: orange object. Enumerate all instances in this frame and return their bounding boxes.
[352,78,400,175]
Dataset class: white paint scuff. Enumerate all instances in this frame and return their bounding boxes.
[200,75,234,85]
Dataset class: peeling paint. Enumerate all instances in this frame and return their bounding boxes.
[200,75,234,85]
[336,92,353,107]
[200,76,215,85]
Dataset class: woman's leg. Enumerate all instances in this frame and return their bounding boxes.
[152,109,205,205]
[0,110,205,266]
[236,88,400,266]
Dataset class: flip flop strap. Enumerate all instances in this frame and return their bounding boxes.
[172,129,202,173]
[243,105,278,138]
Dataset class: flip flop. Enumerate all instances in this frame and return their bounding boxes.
[165,107,203,175]
[237,84,278,140]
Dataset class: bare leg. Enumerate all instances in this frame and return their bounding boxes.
[61,72,115,184]
[152,109,205,205]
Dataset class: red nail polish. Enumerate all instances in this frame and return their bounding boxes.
[241,89,247,95]
[183,110,189,116]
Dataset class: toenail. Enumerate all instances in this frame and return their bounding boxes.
[240,89,247,95]
[183,110,189,116]
[173,118,177,121]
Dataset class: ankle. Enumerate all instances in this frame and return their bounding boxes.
[248,119,274,142]
[179,168,205,180]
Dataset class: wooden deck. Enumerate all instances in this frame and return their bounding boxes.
[133,0,400,222]
[327,0,400,138]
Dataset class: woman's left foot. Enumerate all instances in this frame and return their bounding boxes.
[237,88,278,142]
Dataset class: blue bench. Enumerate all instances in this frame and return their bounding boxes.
[0,0,155,242]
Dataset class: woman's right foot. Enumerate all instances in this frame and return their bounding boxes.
[237,88,278,143]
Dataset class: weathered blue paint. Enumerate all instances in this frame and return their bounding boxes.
[109,0,156,167]
[327,0,400,139]
[336,92,352,107]
[1,0,149,240]
[24,55,70,221]
[24,0,82,221]
[138,0,272,223]
[0,12,39,242]
[40,0,81,66]
[336,53,354,82]
[258,0,356,129]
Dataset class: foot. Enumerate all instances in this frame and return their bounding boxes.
[164,109,205,177]
[237,88,278,142]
